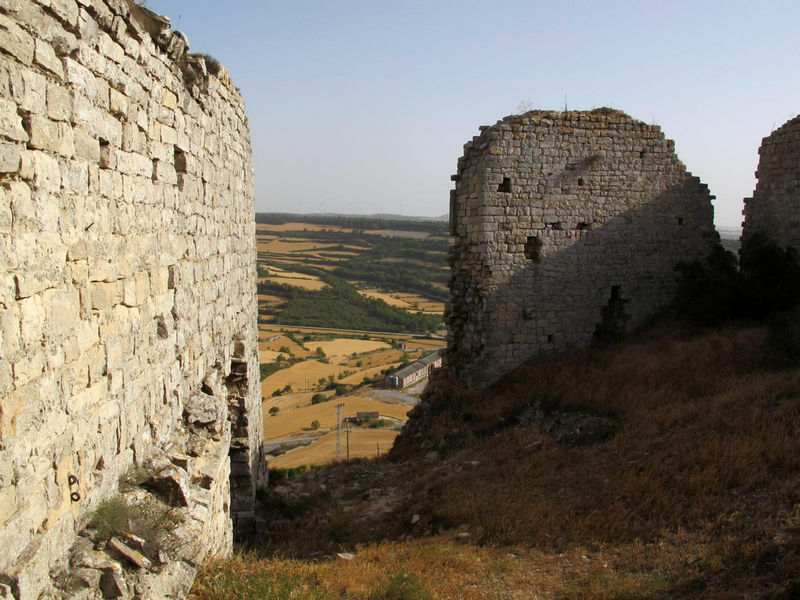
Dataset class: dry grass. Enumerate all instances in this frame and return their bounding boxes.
[193,320,800,599]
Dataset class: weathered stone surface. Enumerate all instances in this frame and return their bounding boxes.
[448,109,717,386]
[184,391,220,426]
[107,537,152,570]
[145,465,191,507]
[0,1,264,598]
[100,564,126,598]
[742,115,800,251]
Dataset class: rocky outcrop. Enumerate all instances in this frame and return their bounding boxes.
[0,1,265,598]
[447,109,717,386]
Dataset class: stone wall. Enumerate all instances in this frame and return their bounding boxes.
[0,1,265,597]
[447,109,717,386]
[742,115,800,249]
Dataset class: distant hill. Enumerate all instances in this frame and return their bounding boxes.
[255,212,450,235]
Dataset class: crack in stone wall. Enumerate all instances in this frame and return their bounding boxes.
[447,109,718,386]
[0,1,265,597]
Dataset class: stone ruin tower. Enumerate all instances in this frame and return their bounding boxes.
[447,109,718,386]
[742,115,800,250]
[0,1,265,597]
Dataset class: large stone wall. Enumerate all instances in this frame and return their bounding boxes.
[742,115,800,249]
[0,1,265,597]
[447,109,717,386]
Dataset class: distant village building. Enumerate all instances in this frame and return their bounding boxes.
[385,350,443,389]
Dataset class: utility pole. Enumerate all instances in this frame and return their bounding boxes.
[336,403,344,461]
[345,422,350,461]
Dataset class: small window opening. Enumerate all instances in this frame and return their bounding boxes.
[594,286,630,341]
[577,177,585,186]
[677,217,684,226]
[577,222,591,231]
[498,177,511,193]
[99,138,111,169]
[174,146,187,173]
[546,221,563,230]
[547,334,554,343]
[639,150,646,159]
[151,158,159,181]
[524,236,542,263]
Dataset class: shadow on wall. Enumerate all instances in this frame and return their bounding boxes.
[448,179,717,387]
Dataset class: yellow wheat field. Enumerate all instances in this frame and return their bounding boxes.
[260,360,346,397]
[262,394,411,440]
[310,338,390,357]
[267,428,400,468]
[266,276,328,291]
[258,335,309,357]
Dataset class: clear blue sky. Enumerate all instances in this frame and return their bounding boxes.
[147,0,799,229]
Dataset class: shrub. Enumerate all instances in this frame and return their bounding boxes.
[311,393,327,405]
[88,497,129,542]
[269,406,280,416]
[370,571,432,600]
[334,384,348,396]
[310,420,320,430]
[674,234,800,325]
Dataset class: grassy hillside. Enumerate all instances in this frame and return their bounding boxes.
[190,317,800,599]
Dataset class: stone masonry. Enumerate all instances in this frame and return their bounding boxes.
[742,114,800,250]
[0,1,265,598]
[447,109,717,386]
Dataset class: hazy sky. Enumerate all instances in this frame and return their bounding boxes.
[146,0,799,229]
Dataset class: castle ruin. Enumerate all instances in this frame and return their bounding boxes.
[742,115,800,249]
[447,109,718,386]
[0,1,265,597]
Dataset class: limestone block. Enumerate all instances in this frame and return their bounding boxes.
[72,125,99,161]
[60,160,88,195]
[26,116,74,157]
[162,88,177,109]
[98,168,122,198]
[109,87,128,118]
[66,381,104,415]
[0,142,21,173]
[116,150,152,177]
[31,152,61,192]
[135,270,150,300]
[45,82,71,122]
[0,13,34,65]
[20,69,46,114]
[78,6,99,43]
[64,58,98,100]
[94,75,110,109]
[43,287,80,337]
[0,97,29,142]
[19,294,44,346]
[33,39,63,80]
[12,348,44,388]
[90,280,118,312]
[98,31,125,64]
